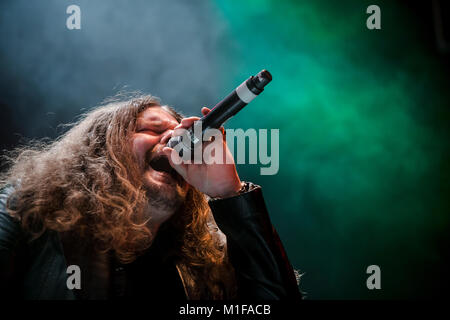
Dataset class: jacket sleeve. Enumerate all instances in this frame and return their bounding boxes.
[209,183,301,300]
[0,186,23,293]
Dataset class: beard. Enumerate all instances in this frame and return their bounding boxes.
[142,175,188,230]
[141,149,189,224]
[144,178,186,213]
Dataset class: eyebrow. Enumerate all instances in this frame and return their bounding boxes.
[137,115,178,128]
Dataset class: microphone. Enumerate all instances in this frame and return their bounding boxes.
[167,69,272,156]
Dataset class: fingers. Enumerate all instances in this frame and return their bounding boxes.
[172,108,221,141]
[201,107,224,138]
[176,117,200,129]
[175,107,210,130]
[173,117,199,137]
[201,107,211,116]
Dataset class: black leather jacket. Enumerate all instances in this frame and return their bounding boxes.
[0,183,301,300]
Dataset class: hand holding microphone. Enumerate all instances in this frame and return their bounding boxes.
[162,69,272,198]
[166,70,272,155]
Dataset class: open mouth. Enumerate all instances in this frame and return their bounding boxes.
[148,155,178,180]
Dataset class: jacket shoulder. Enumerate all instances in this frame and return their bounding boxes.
[0,185,23,251]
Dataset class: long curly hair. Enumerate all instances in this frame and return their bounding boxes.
[0,94,236,299]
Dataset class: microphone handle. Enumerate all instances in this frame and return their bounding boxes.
[201,80,252,129]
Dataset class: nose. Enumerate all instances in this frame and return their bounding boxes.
[159,129,173,146]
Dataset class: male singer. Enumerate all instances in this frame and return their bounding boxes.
[0,95,300,299]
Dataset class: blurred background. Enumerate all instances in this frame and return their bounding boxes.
[1,0,449,299]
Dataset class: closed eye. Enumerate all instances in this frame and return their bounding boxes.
[137,127,166,134]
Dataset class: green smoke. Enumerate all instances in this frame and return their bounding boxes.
[214,0,450,298]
